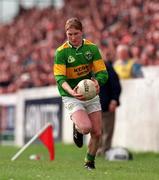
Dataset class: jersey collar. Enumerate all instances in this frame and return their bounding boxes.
[67,39,85,49]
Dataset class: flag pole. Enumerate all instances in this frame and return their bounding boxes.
[11,123,52,161]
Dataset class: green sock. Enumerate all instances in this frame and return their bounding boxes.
[85,153,95,162]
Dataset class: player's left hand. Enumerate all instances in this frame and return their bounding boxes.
[91,77,100,94]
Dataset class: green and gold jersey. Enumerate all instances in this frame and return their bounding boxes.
[53,39,108,97]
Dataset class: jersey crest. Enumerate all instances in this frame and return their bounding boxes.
[84,51,93,61]
[68,55,75,63]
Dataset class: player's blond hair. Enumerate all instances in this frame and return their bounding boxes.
[65,17,83,31]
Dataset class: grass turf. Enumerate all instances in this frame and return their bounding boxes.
[0,143,159,180]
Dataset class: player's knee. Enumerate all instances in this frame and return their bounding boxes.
[81,125,92,135]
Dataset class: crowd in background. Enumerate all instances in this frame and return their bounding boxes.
[0,0,158,94]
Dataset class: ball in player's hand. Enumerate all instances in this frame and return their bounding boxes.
[76,79,96,100]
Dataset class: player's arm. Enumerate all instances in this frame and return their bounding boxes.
[53,49,67,87]
[61,81,84,99]
[91,46,108,85]
[54,50,84,99]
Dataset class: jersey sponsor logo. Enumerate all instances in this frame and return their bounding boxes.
[74,65,89,73]
[74,65,90,76]
[66,64,90,78]
[68,56,75,63]
[84,51,93,61]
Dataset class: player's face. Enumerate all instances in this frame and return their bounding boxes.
[66,28,83,47]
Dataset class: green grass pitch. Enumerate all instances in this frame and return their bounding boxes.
[0,143,159,180]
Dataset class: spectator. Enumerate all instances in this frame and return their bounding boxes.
[97,48,121,156]
[0,53,14,93]
[0,0,159,93]
[113,44,143,79]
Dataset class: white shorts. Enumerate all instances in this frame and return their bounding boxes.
[62,95,101,116]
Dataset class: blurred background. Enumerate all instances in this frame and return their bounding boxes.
[0,0,158,94]
[0,0,159,152]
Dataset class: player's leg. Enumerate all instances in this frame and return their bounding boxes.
[71,109,92,147]
[71,110,92,134]
[84,110,102,169]
[62,96,89,147]
[88,111,102,154]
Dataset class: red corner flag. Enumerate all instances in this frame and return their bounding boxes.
[39,124,55,160]
[11,123,55,161]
